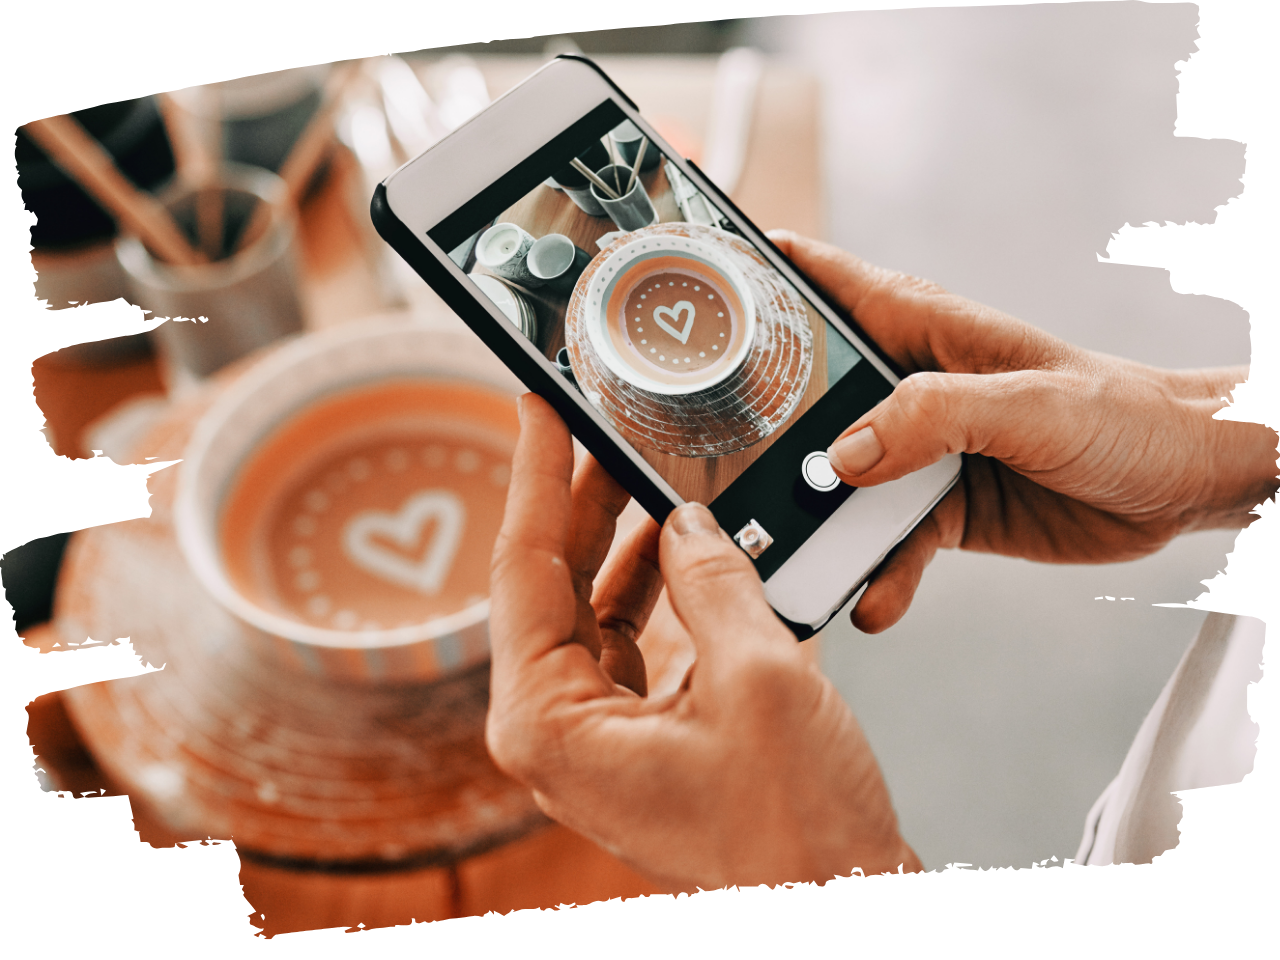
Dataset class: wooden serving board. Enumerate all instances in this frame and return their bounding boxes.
[40,340,688,934]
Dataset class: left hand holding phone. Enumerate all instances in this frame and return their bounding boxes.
[486,394,921,889]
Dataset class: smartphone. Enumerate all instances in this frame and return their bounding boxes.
[372,55,960,638]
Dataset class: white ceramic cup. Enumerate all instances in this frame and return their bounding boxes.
[582,234,756,395]
[475,222,541,287]
[174,319,522,684]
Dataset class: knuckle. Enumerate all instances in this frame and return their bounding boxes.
[894,371,952,424]
[484,712,539,781]
[880,269,949,303]
[678,538,753,586]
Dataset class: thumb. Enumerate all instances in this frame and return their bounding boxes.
[827,368,1067,487]
[659,503,794,660]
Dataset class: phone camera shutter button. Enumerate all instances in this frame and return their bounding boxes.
[802,451,841,492]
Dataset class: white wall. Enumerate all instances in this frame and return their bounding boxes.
[746,2,1248,868]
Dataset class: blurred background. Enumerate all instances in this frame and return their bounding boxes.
[8,0,1249,932]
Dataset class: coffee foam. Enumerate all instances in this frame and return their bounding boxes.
[603,253,749,390]
[622,269,734,374]
[219,380,517,632]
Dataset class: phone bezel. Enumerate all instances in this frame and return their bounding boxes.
[373,55,960,634]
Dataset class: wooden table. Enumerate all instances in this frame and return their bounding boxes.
[24,53,825,937]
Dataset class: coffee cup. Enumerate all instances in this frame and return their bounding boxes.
[527,233,591,296]
[174,319,522,684]
[581,234,756,395]
[475,222,542,287]
[589,164,659,233]
[608,121,660,172]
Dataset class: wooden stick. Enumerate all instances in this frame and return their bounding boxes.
[235,61,362,254]
[23,115,206,266]
[625,135,648,196]
[570,157,618,200]
[159,90,223,259]
[606,136,621,194]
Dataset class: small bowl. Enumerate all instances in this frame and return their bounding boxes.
[582,234,755,395]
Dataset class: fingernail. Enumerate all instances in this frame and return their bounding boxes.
[670,502,719,537]
[828,427,885,475]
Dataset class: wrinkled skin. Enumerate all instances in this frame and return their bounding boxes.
[484,233,1277,890]
[771,232,1277,632]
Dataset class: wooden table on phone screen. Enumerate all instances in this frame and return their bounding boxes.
[24,55,823,937]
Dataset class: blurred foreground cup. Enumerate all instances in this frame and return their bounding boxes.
[116,163,304,387]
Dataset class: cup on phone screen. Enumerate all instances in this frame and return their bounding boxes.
[609,120,660,172]
[590,164,658,233]
[526,233,591,296]
[548,141,611,217]
[475,222,542,287]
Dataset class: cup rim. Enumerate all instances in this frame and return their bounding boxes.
[582,234,757,395]
[589,164,644,204]
[527,234,574,279]
[475,222,530,269]
[173,320,516,652]
[609,120,644,144]
[114,162,296,294]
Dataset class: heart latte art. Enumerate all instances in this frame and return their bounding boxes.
[219,381,516,633]
[342,490,465,596]
[622,270,733,375]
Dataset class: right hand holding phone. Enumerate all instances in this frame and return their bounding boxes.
[768,231,1278,634]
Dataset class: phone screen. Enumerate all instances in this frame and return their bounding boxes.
[427,101,895,580]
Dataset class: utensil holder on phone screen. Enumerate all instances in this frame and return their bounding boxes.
[590,163,658,232]
[116,163,304,390]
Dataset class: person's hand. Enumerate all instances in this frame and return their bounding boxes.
[486,394,920,890]
[768,231,1279,634]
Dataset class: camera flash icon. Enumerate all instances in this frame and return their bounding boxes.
[734,519,773,559]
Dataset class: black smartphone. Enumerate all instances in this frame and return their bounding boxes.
[372,55,959,636]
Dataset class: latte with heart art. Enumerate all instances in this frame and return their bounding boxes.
[219,380,515,632]
[588,236,756,395]
[621,270,731,374]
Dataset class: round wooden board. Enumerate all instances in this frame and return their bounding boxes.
[56,357,546,869]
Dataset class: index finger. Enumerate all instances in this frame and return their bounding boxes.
[488,395,607,695]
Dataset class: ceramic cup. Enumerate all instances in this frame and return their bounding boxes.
[582,234,756,395]
[609,120,661,172]
[590,164,659,233]
[527,234,591,296]
[475,222,541,287]
[116,163,304,386]
[548,141,611,217]
[174,319,522,684]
